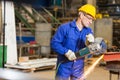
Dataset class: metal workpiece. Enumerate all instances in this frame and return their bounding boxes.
[104,52,120,80]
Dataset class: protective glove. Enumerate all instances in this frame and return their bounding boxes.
[65,50,77,61]
[86,34,95,45]
[86,34,94,42]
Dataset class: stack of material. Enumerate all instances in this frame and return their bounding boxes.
[5,58,57,72]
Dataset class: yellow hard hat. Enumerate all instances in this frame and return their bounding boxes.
[78,4,96,19]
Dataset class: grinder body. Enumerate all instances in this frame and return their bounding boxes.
[75,37,107,58]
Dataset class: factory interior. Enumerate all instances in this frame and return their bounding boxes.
[0,0,120,80]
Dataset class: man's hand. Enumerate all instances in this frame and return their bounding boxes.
[86,34,94,43]
[65,50,77,61]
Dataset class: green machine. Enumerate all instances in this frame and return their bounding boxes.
[0,45,7,68]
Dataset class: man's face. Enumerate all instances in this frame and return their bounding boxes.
[81,13,94,27]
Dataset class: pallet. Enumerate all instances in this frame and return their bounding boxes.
[5,58,57,72]
[6,65,55,73]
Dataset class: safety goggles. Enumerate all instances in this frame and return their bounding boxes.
[83,12,94,21]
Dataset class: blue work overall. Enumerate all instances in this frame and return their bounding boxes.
[51,19,93,80]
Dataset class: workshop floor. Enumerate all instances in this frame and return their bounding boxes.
[28,56,119,80]
[29,66,118,80]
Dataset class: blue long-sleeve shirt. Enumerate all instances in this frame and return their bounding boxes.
[51,19,93,63]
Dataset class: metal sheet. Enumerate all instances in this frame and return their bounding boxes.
[104,52,120,61]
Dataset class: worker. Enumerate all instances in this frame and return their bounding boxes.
[51,4,96,80]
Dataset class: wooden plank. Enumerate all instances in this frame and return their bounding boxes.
[5,58,57,72]
[6,65,55,73]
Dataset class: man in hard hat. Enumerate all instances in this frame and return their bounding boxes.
[51,4,96,80]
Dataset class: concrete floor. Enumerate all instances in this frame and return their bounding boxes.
[28,65,118,80]
[4,56,118,80]
[28,57,119,80]
[86,65,118,80]
[29,66,118,80]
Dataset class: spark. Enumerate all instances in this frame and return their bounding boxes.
[80,55,104,80]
